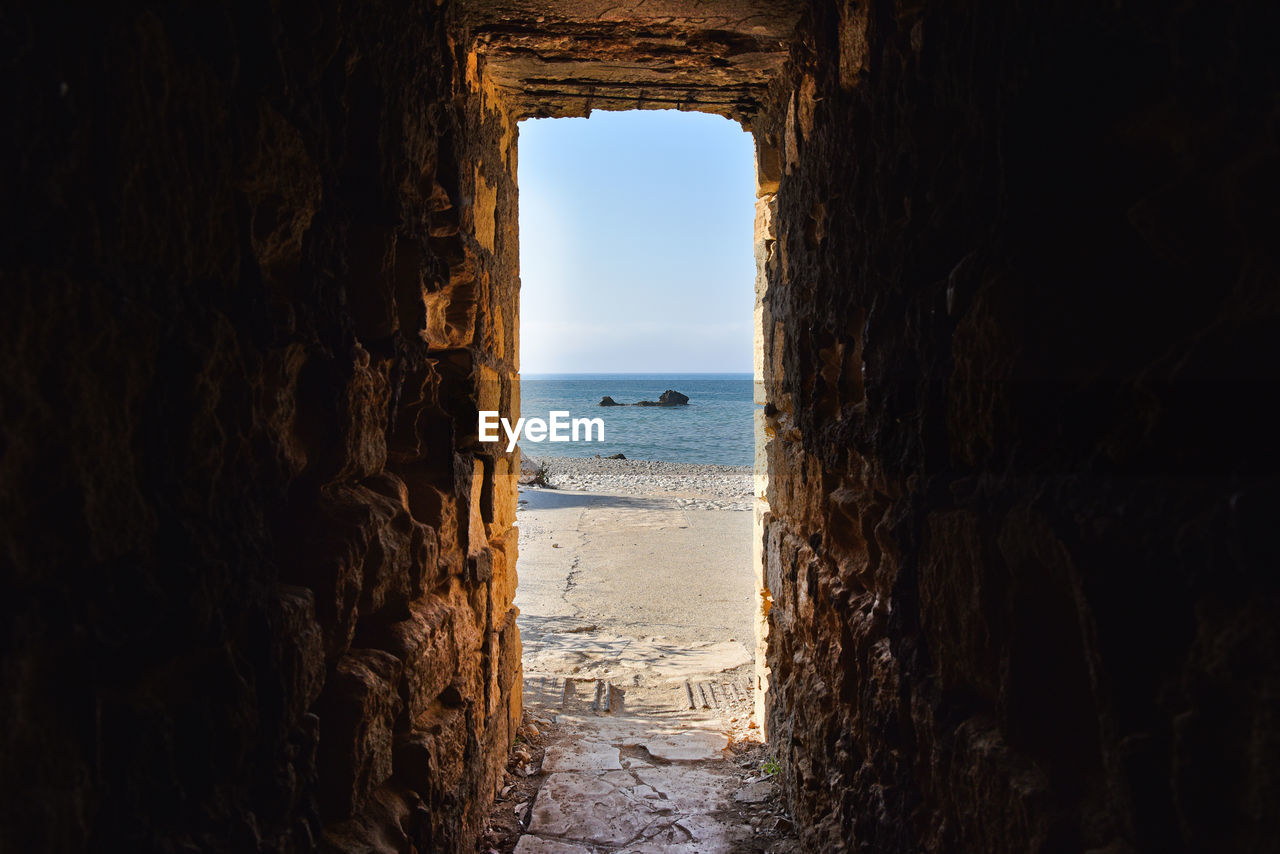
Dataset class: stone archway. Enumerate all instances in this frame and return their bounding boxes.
[457,0,803,745]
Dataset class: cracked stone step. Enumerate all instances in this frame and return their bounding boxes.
[524,674,566,711]
[682,677,754,711]
[560,677,624,714]
[524,742,741,851]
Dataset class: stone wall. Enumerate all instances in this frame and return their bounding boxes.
[757,0,1280,851]
[459,0,803,122]
[1,2,520,850]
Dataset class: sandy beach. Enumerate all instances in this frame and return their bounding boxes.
[515,454,757,672]
[479,455,799,853]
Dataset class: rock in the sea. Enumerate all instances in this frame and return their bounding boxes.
[634,389,690,406]
[599,396,622,406]
[658,389,689,405]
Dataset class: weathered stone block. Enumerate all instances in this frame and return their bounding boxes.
[496,608,523,736]
[292,486,379,659]
[316,649,405,820]
[397,469,462,579]
[364,596,458,725]
[361,474,439,617]
[340,345,391,482]
[271,585,326,732]
[321,783,425,854]
[487,528,518,622]
[387,367,453,466]
[490,455,518,533]
[346,225,400,341]
[423,263,479,350]
[445,584,488,711]
[393,703,469,804]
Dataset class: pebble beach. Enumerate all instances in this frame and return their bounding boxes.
[521,452,754,511]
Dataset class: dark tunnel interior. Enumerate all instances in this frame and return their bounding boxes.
[2,1,1279,851]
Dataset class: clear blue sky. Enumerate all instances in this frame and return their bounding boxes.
[517,110,756,374]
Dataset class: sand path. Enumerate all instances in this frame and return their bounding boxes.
[504,484,791,853]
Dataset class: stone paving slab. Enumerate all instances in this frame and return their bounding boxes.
[642,730,729,762]
[541,740,623,773]
[517,718,752,852]
[617,812,755,852]
[512,836,592,854]
[629,764,735,814]
[527,771,658,845]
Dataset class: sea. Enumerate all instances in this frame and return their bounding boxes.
[518,373,756,467]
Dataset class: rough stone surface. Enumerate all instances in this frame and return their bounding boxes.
[511,716,772,854]
[513,837,592,854]
[459,0,804,123]
[2,1,521,850]
[755,1,1280,851]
